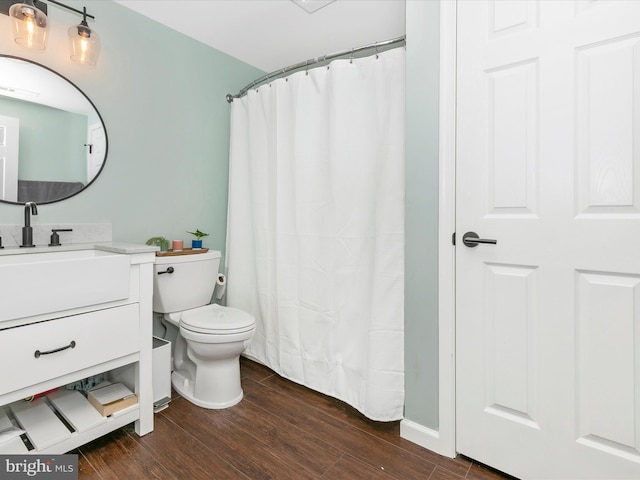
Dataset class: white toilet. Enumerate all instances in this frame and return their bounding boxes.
[153,250,255,409]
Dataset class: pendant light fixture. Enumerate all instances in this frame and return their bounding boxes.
[8,0,48,50]
[1,0,100,66]
[68,6,100,66]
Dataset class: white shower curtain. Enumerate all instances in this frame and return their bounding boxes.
[225,47,405,421]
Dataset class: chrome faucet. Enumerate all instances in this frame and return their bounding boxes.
[21,202,38,248]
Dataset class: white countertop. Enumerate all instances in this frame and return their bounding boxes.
[0,241,159,257]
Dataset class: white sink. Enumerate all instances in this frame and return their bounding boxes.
[0,248,131,322]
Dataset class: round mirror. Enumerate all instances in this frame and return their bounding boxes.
[0,55,108,205]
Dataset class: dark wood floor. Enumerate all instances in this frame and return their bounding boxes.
[76,358,515,479]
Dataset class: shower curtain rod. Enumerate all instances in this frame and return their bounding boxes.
[226,35,405,103]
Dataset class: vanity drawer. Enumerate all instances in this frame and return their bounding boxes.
[0,304,139,395]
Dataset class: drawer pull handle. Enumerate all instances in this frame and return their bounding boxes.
[34,340,76,359]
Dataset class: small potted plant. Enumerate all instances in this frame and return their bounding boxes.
[187,229,209,249]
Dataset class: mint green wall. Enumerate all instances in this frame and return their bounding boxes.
[404,0,440,429]
[0,97,87,182]
[0,0,263,254]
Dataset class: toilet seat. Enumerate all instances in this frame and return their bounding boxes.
[180,304,255,335]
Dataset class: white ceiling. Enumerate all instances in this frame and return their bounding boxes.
[0,57,94,115]
[114,0,406,73]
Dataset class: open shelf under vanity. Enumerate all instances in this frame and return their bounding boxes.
[1,389,138,454]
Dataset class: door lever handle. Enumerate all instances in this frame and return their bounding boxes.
[462,231,497,248]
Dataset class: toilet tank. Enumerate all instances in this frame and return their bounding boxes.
[153,250,221,313]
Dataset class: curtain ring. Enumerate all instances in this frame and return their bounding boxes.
[350,48,354,64]
[305,59,309,76]
[375,42,379,59]
[323,55,329,70]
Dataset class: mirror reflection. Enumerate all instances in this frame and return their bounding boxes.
[0,55,107,204]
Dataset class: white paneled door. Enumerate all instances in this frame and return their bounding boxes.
[455,1,640,478]
[0,115,19,202]
[87,123,106,183]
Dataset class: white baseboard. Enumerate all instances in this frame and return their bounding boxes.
[400,418,455,458]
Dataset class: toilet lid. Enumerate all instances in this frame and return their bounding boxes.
[180,304,256,335]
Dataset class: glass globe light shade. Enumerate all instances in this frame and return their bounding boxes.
[69,21,101,67]
[9,1,48,50]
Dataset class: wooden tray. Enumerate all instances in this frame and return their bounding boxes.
[156,248,209,257]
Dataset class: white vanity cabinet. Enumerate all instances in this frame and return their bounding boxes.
[0,245,156,454]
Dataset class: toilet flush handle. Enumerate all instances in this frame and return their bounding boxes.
[157,266,175,275]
